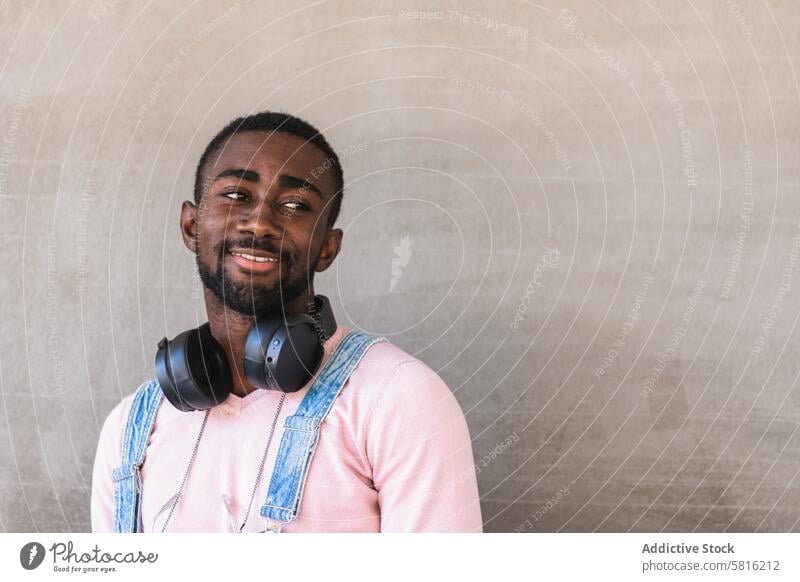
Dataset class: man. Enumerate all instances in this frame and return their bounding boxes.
[90,111,482,532]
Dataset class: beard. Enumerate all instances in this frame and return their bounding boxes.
[196,236,313,317]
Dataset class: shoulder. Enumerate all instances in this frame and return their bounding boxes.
[94,381,159,477]
[346,332,463,423]
[99,380,160,441]
[347,333,421,380]
[347,330,442,387]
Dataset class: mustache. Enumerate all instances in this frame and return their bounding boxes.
[216,238,292,261]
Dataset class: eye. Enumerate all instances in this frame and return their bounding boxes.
[222,190,248,201]
[282,199,309,211]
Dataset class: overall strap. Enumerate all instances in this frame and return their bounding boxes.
[111,379,165,533]
[260,331,386,527]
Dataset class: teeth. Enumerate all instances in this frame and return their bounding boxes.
[232,252,278,263]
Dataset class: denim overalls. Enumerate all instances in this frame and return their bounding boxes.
[111,330,386,533]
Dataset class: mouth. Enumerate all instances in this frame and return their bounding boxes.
[227,248,280,273]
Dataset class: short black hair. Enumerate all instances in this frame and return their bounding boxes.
[194,111,344,228]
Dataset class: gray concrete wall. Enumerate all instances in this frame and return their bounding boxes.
[1,0,799,532]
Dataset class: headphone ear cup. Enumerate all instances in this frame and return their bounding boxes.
[244,314,324,393]
[155,324,232,411]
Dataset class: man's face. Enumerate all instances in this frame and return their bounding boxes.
[181,130,342,317]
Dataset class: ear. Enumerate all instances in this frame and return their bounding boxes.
[180,200,198,253]
[315,228,343,272]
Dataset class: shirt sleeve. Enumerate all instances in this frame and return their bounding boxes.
[90,397,130,533]
[365,358,483,532]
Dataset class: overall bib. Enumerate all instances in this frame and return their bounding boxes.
[111,331,386,533]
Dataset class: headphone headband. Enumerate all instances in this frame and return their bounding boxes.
[311,295,337,341]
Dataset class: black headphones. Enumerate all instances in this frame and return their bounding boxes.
[155,295,338,412]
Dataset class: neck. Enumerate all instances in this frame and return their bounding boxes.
[203,288,316,397]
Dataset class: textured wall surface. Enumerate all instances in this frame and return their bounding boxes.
[1,0,799,532]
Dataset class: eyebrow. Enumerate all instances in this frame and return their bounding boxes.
[213,168,324,200]
[278,174,323,200]
[213,168,260,183]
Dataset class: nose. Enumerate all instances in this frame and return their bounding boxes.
[236,198,283,239]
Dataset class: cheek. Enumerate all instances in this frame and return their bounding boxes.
[197,211,230,248]
[195,227,221,262]
[311,227,331,256]
[292,233,319,265]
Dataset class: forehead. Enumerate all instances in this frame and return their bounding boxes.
[205,130,337,194]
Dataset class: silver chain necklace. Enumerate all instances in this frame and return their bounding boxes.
[158,392,287,533]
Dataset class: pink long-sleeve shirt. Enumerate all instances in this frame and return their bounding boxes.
[90,325,483,532]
